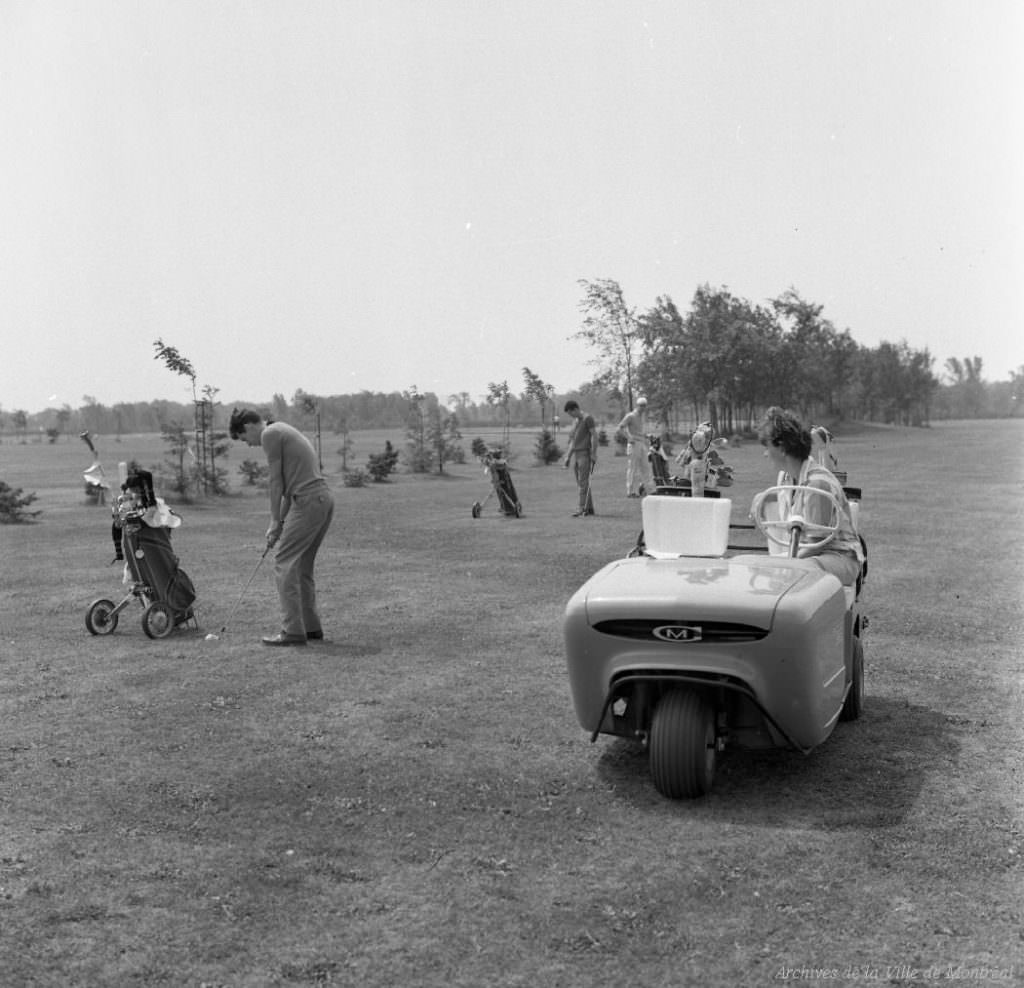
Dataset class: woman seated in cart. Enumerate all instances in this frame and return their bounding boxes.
[757,407,863,587]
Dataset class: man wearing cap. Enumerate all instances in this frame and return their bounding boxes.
[617,397,652,497]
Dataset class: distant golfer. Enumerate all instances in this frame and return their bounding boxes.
[229,408,335,646]
[563,399,597,516]
[617,396,651,497]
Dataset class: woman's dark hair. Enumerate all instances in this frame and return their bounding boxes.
[759,406,812,461]
[228,407,262,440]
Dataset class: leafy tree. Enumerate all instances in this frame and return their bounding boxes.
[196,425,231,495]
[402,386,431,473]
[337,432,354,472]
[522,367,553,427]
[56,405,71,438]
[427,408,463,473]
[294,390,323,471]
[161,422,193,496]
[271,393,290,423]
[485,380,512,447]
[153,340,224,495]
[574,278,641,410]
[675,284,760,433]
[13,409,28,443]
[942,356,986,418]
[79,396,107,437]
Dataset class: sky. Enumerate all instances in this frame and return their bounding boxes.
[1,0,1021,416]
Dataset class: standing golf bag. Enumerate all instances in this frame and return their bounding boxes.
[471,447,522,518]
[646,434,673,489]
[85,468,197,639]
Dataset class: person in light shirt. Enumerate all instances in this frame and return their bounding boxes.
[617,397,651,497]
[757,407,863,586]
[230,408,335,646]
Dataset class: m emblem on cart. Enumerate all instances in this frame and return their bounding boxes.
[652,625,703,643]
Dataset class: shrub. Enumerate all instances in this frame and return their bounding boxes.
[366,441,399,482]
[0,480,41,523]
[239,459,269,487]
[343,469,369,488]
[533,429,562,465]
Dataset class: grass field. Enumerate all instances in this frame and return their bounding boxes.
[2,420,1022,987]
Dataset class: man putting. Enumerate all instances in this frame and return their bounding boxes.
[230,408,335,646]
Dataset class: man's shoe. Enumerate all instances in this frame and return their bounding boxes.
[261,633,307,647]
[306,630,324,641]
[572,511,584,517]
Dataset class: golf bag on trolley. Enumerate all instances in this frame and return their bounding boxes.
[85,467,198,639]
[471,447,522,518]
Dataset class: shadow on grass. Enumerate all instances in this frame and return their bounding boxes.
[593,695,955,830]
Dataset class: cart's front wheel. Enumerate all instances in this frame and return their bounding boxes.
[471,501,482,519]
[86,598,119,636]
[649,688,716,798]
[142,602,175,639]
[840,637,864,721]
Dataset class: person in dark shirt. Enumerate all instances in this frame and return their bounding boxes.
[562,400,598,516]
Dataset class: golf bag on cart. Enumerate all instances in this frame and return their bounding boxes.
[85,467,198,639]
[646,434,673,490]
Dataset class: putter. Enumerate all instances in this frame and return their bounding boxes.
[205,544,271,640]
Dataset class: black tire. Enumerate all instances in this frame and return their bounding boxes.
[142,601,175,639]
[649,688,717,798]
[86,598,119,636]
[840,637,864,721]
[471,502,482,519]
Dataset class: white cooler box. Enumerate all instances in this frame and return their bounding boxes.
[642,495,732,558]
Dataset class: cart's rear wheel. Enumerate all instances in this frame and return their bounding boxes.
[649,688,716,798]
[142,601,175,639]
[840,637,864,721]
[86,598,119,636]
[471,501,482,519]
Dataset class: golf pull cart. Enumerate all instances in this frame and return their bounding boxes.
[563,484,866,799]
[85,468,198,640]
[471,447,522,519]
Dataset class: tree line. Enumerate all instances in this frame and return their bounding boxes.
[575,279,1022,432]
[2,284,1020,444]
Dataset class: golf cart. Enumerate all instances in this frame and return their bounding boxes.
[563,485,866,799]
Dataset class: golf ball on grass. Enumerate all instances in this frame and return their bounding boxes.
[205,633,219,641]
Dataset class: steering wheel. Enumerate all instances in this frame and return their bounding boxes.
[751,485,841,555]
